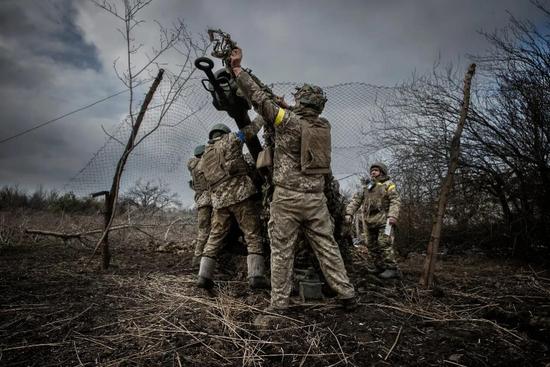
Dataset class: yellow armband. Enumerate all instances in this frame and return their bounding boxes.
[274,108,286,126]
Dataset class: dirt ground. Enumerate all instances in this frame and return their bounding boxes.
[1,213,550,366]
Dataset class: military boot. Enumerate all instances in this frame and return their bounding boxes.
[191,255,201,268]
[378,268,402,280]
[197,256,216,289]
[247,254,270,289]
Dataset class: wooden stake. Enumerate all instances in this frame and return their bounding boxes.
[90,69,165,269]
[420,64,476,288]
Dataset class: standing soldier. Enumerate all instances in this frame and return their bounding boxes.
[345,163,402,279]
[230,48,356,312]
[187,145,211,268]
[196,124,269,290]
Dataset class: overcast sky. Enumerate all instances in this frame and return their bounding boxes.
[0,0,546,204]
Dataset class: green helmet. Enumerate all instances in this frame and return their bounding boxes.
[370,162,388,176]
[194,144,205,157]
[208,123,231,139]
[293,84,327,113]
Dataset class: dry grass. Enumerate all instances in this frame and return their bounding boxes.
[1,210,549,366]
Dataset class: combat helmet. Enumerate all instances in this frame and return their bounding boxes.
[370,162,388,176]
[208,123,231,139]
[194,144,205,157]
[293,84,327,113]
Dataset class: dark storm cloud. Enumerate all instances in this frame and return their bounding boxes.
[0,0,120,191]
[0,48,55,87]
[167,0,547,85]
[0,0,101,71]
[1,0,548,201]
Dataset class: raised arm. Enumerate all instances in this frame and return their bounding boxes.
[230,48,288,128]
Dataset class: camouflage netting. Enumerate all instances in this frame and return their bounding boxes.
[64,79,397,205]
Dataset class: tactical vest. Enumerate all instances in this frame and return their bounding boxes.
[300,117,331,175]
[189,158,208,192]
[201,137,248,188]
[364,180,393,214]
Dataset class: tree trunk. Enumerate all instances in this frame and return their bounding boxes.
[420,64,476,288]
[93,69,165,269]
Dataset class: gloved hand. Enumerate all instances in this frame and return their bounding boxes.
[388,216,397,225]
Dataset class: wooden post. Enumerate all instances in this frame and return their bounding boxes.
[420,63,476,288]
[90,69,165,269]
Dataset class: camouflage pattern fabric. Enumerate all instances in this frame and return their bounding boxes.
[324,174,354,266]
[201,197,264,258]
[188,156,212,258]
[293,84,327,113]
[200,133,257,209]
[236,71,326,193]
[346,176,401,227]
[346,174,401,269]
[236,71,355,309]
[241,115,265,140]
[365,225,398,270]
[269,186,355,308]
[187,157,211,208]
[194,191,212,209]
[193,205,212,257]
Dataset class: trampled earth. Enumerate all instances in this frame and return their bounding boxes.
[1,214,549,366]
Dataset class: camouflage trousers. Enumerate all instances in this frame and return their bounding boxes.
[365,224,398,270]
[268,186,355,309]
[202,198,263,258]
[193,205,212,257]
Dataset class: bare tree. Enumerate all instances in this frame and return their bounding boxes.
[367,65,486,253]
[89,0,209,268]
[367,1,550,262]
[123,179,181,214]
[467,1,550,255]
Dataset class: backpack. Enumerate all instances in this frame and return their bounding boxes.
[301,117,331,174]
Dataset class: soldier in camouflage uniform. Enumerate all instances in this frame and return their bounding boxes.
[345,163,402,279]
[187,145,212,267]
[196,123,269,290]
[230,47,356,311]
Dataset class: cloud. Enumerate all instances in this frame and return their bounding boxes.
[0,0,125,192]
[0,0,547,205]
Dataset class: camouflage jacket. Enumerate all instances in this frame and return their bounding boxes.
[345,176,401,227]
[236,71,326,193]
[187,157,211,208]
[199,132,257,209]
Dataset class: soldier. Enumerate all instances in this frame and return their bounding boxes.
[187,144,212,268]
[196,123,269,290]
[345,163,402,279]
[230,47,356,311]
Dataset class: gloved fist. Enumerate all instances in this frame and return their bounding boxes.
[388,216,397,225]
